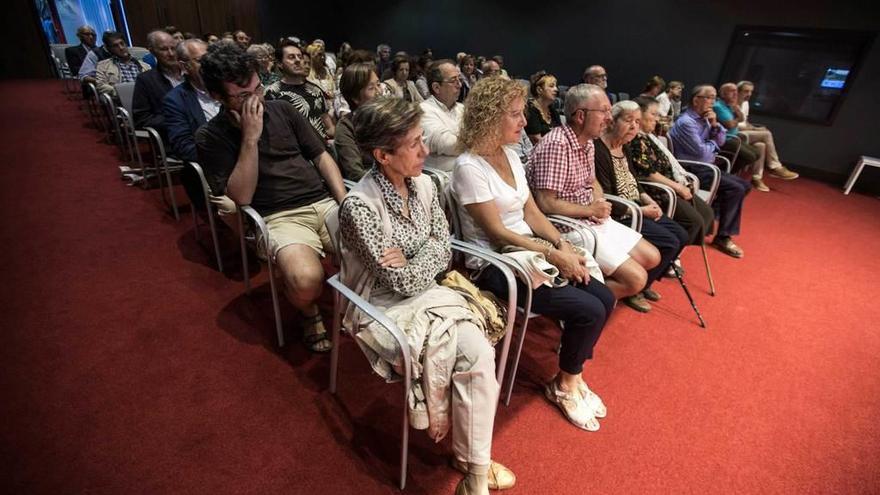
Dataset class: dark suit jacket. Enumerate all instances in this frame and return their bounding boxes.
[162,80,208,163]
[64,44,88,77]
[133,67,178,135]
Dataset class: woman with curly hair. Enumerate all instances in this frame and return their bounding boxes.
[452,77,615,432]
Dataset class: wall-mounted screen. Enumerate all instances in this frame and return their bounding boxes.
[718,27,875,125]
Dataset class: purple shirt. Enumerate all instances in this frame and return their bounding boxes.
[668,108,726,164]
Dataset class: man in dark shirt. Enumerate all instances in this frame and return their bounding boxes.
[264,38,334,142]
[196,42,345,352]
[65,25,97,77]
[132,30,184,135]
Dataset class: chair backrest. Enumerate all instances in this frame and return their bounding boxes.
[49,44,72,64]
[617,92,630,101]
[129,47,150,61]
[116,82,136,114]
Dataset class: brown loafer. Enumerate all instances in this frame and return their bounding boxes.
[642,288,662,302]
[623,293,652,312]
[452,459,516,490]
[712,237,744,258]
[751,178,770,192]
[768,166,799,180]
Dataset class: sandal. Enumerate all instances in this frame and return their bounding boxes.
[544,379,599,431]
[712,237,744,258]
[302,313,332,353]
[576,377,607,419]
[642,288,662,302]
[451,459,516,490]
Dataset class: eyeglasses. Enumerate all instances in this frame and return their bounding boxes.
[577,107,612,115]
[228,83,264,102]
[695,95,717,101]
[591,74,608,80]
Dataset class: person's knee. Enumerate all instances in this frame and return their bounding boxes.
[636,240,661,269]
[277,246,325,294]
[612,260,648,294]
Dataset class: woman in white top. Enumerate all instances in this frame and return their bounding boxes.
[452,77,615,432]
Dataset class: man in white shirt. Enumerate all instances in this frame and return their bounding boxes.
[736,80,799,180]
[420,59,465,173]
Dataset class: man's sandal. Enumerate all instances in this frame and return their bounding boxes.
[302,313,332,353]
[712,237,744,258]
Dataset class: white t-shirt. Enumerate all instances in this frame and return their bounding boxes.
[452,148,533,268]
[655,92,672,117]
[738,100,750,129]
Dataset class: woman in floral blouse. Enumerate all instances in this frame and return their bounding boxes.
[338,97,515,495]
[625,96,715,247]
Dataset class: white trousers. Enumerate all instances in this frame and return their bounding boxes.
[740,128,783,177]
[451,321,499,467]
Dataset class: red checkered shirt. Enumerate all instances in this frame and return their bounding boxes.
[527,125,595,206]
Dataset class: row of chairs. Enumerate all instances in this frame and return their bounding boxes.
[64,70,729,488]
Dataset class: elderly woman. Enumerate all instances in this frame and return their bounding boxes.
[452,77,614,433]
[383,54,424,103]
[524,71,561,144]
[246,44,279,85]
[458,54,477,102]
[594,100,688,312]
[339,97,515,495]
[626,96,715,247]
[334,63,381,180]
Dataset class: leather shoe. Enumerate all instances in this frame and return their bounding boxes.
[769,166,799,180]
[642,288,662,302]
[623,293,651,312]
[712,237,744,258]
[751,178,770,192]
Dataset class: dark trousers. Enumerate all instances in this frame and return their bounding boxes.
[688,166,750,238]
[478,266,614,376]
[673,195,715,245]
[723,138,761,174]
[639,215,687,288]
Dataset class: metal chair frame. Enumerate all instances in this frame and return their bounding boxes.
[188,161,225,273]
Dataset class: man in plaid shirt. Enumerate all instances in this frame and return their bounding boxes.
[95,32,150,99]
[528,83,661,310]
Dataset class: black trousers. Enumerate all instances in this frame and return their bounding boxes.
[478,267,614,375]
[639,215,687,288]
[687,165,750,238]
[672,195,715,245]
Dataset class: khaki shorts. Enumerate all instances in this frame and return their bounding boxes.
[259,197,337,260]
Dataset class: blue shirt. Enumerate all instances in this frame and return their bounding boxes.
[712,101,739,137]
[668,108,727,164]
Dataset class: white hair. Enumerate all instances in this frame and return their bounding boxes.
[611,100,640,121]
[564,83,607,118]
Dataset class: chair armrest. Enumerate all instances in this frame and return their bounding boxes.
[638,180,677,217]
[683,171,700,192]
[327,273,412,386]
[546,214,598,258]
[604,194,643,232]
[679,160,721,204]
[239,204,272,261]
[714,155,732,173]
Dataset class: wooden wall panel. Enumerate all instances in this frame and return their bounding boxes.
[122,0,261,46]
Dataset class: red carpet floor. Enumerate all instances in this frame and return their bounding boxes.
[2,81,879,494]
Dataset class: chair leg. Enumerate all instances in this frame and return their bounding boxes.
[843,159,866,195]
[206,210,223,274]
[700,243,716,296]
[239,213,250,294]
[329,289,342,394]
[162,161,180,221]
[672,264,706,328]
[265,258,285,347]
[504,308,532,406]
[399,382,410,490]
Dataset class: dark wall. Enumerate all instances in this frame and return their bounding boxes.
[260,0,879,189]
[2,0,54,79]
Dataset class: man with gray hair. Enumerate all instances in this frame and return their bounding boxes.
[420,59,464,173]
[583,65,616,103]
[736,80,799,182]
[132,30,184,134]
[65,25,97,78]
[528,83,660,304]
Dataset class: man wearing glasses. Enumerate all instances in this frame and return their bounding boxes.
[668,84,750,258]
[196,42,346,353]
[420,59,465,172]
[528,84,659,305]
[583,65,617,104]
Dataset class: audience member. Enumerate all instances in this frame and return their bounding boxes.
[640,75,665,98]
[420,59,464,172]
[132,30,183,134]
[491,55,508,78]
[594,100,687,311]
[78,30,115,84]
[334,63,381,180]
[376,43,392,79]
[481,59,502,78]
[668,84,749,258]
[95,32,150,98]
[195,42,345,353]
[163,39,223,208]
[247,44,279,85]
[453,77,613,432]
[657,80,682,119]
[203,33,219,44]
[65,25,97,78]
[306,43,336,99]
[714,83,767,189]
[524,71,561,144]
[265,39,335,141]
[528,84,660,308]
[582,65,615,103]
[311,39,336,75]
[413,54,433,99]
[626,96,714,247]
[340,97,516,495]
[233,30,251,49]
[384,54,423,103]
[164,26,185,44]
[458,54,477,102]
[736,81,799,183]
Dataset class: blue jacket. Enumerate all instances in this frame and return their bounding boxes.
[162,80,208,162]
